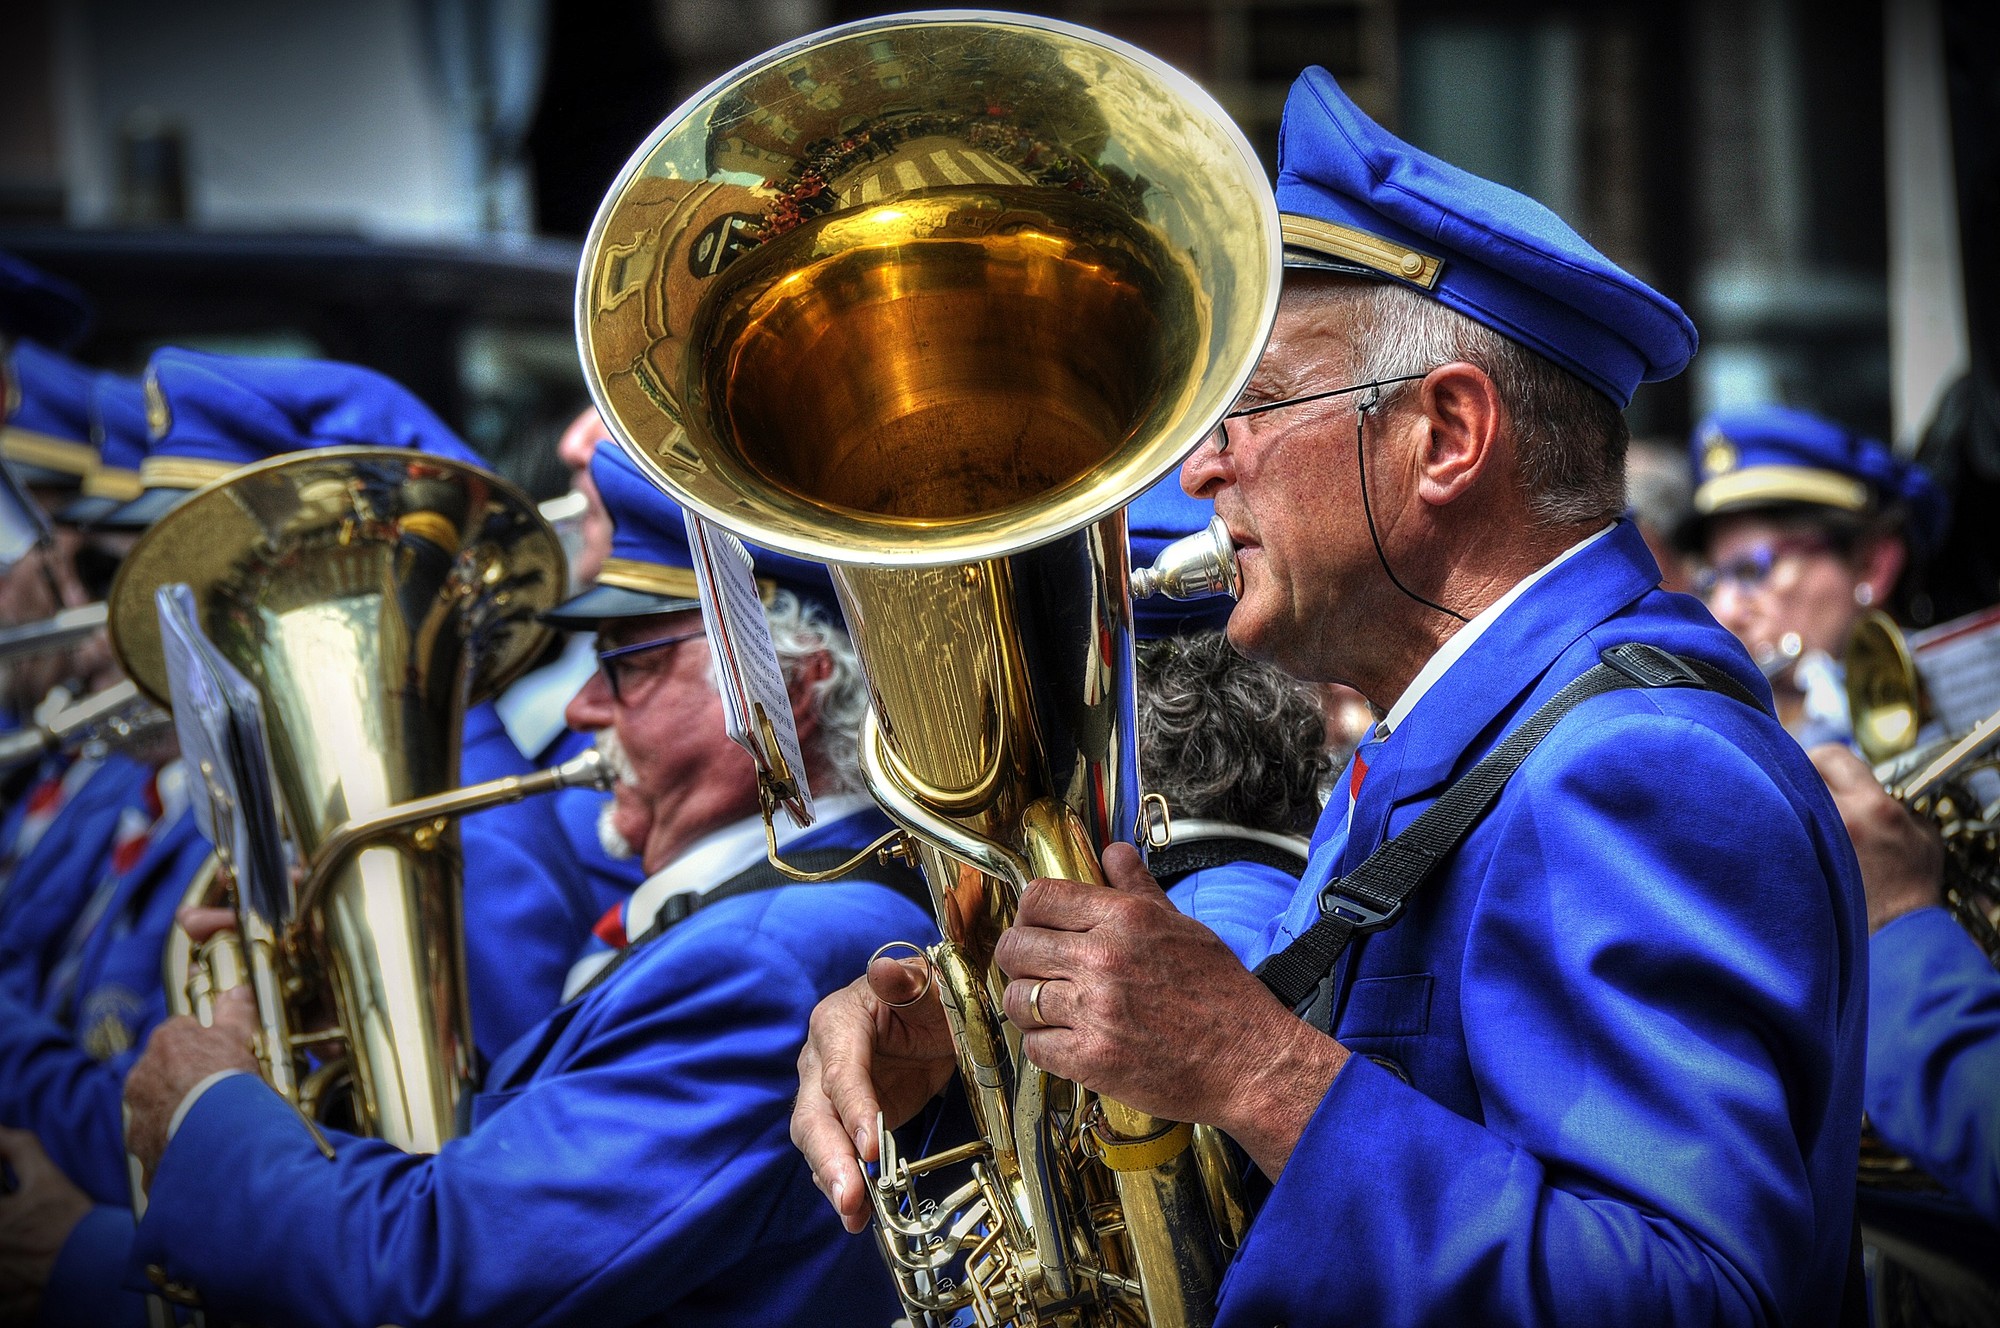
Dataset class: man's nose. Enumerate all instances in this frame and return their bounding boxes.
[566,666,615,732]
[1181,426,1233,499]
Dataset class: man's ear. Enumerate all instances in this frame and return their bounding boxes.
[786,650,832,746]
[1411,362,1504,509]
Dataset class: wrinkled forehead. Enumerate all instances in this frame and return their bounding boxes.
[1259,274,1373,380]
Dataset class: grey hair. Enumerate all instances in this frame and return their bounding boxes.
[764,590,869,796]
[1336,280,1630,527]
[1136,632,1330,835]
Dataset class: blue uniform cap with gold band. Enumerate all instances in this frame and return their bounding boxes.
[1274,67,1697,407]
[2,340,98,489]
[1688,403,1950,559]
[58,374,147,527]
[542,441,840,628]
[98,348,486,530]
[1129,474,1233,639]
[0,249,92,352]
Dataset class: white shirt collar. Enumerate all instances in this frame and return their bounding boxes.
[1377,523,1616,738]
[621,792,876,938]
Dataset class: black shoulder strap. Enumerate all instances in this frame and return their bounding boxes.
[1254,644,1764,1019]
[1149,836,1308,890]
[575,845,930,1002]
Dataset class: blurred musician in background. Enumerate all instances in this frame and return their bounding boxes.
[796,64,1870,1326]
[26,434,930,1328]
[1683,404,1948,745]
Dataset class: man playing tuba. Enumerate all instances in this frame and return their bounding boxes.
[795,64,1870,1327]
[32,433,932,1328]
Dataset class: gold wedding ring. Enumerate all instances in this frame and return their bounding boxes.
[1026,979,1049,1029]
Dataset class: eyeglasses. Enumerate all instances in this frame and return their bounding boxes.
[1693,539,1830,600]
[596,627,706,704]
[1210,373,1431,453]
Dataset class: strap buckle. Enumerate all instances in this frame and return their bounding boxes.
[1318,879,1404,932]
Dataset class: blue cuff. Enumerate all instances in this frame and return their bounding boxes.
[44,1206,146,1328]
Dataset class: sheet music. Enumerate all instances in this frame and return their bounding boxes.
[155,584,289,924]
[1911,605,2000,736]
[684,512,814,828]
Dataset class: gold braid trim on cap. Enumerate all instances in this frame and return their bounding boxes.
[1281,215,1444,289]
[81,465,144,501]
[596,556,776,605]
[1,428,97,476]
[139,456,241,491]
[1694,465,1871,516]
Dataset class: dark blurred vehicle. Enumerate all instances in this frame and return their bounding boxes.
[0,227,588,500]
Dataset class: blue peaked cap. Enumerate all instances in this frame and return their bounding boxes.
[0,250,92,351]
[58,375,148,526]
[3,339,98,489]
[1129,474,1233,639]
[1689,403,1950,560]
[1274,68,1697,407]
[543,440,840,628]
[100,348,486,529]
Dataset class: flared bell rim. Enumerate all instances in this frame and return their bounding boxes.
[108,446,566,707]
[577,9,1281,569]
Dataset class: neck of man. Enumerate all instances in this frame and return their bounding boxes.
[1346,515,1607,713]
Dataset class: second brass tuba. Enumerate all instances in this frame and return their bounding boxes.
[109,447,568,1150]
[580,13,1279,1325]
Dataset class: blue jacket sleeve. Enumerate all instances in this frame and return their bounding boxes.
[128,924,871,1328]
[43,1206,148,1328]
[1865,906,2000,1226]
[1217,711,1862,1328]
[458,810,599,1059]
[0,993,142,1204]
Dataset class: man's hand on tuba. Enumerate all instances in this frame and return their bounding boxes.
[791,954,958,1234]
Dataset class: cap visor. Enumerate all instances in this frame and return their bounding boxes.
[55,494,123,527]
[539,582,700,628]
[92,487,186,531]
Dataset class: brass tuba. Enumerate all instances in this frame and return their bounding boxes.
[108,447,571,1150]
[579,13,1279,1325]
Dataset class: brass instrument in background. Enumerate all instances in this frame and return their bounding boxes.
[108,447,569,1150]
[0,601,108,663]
[1844,611,2000,1199]
[0,677,171,773]
[580,13,1279,1325]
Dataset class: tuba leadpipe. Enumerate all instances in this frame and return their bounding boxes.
[578,14,1280,1325]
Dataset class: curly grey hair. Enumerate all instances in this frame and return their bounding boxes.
[1136,632,1329,834]
[1327,279,1631,528]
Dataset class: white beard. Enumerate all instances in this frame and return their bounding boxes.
[593,728,639,861]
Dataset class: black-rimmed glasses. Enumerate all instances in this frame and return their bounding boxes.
[1211,373,1431,453]
[596,627,706,703]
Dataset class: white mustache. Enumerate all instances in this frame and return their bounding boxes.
[593,727,639,786]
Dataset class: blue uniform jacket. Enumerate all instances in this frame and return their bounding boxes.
[1217,522,1867,1328]
[75,808,929,1328]
[0,754,149,998]
[0,803,208,1203]
[1168,857,1303,966]
[1865,906,2000,1227]
[459,701,644,1057]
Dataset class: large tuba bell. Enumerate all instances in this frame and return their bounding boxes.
[580,13,1278,1326]
[108,447,571,1150]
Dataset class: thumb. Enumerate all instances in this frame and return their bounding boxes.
[865,953,930,1007]
[1101,841,1167,900]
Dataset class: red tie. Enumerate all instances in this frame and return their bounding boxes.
[1349,752,1369,801]
[592,902,629,949]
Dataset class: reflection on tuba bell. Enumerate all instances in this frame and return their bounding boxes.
[108,447,569,1151]
[580,13,1279,1325]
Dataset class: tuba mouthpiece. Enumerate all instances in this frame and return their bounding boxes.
[1130,515,1240,603]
